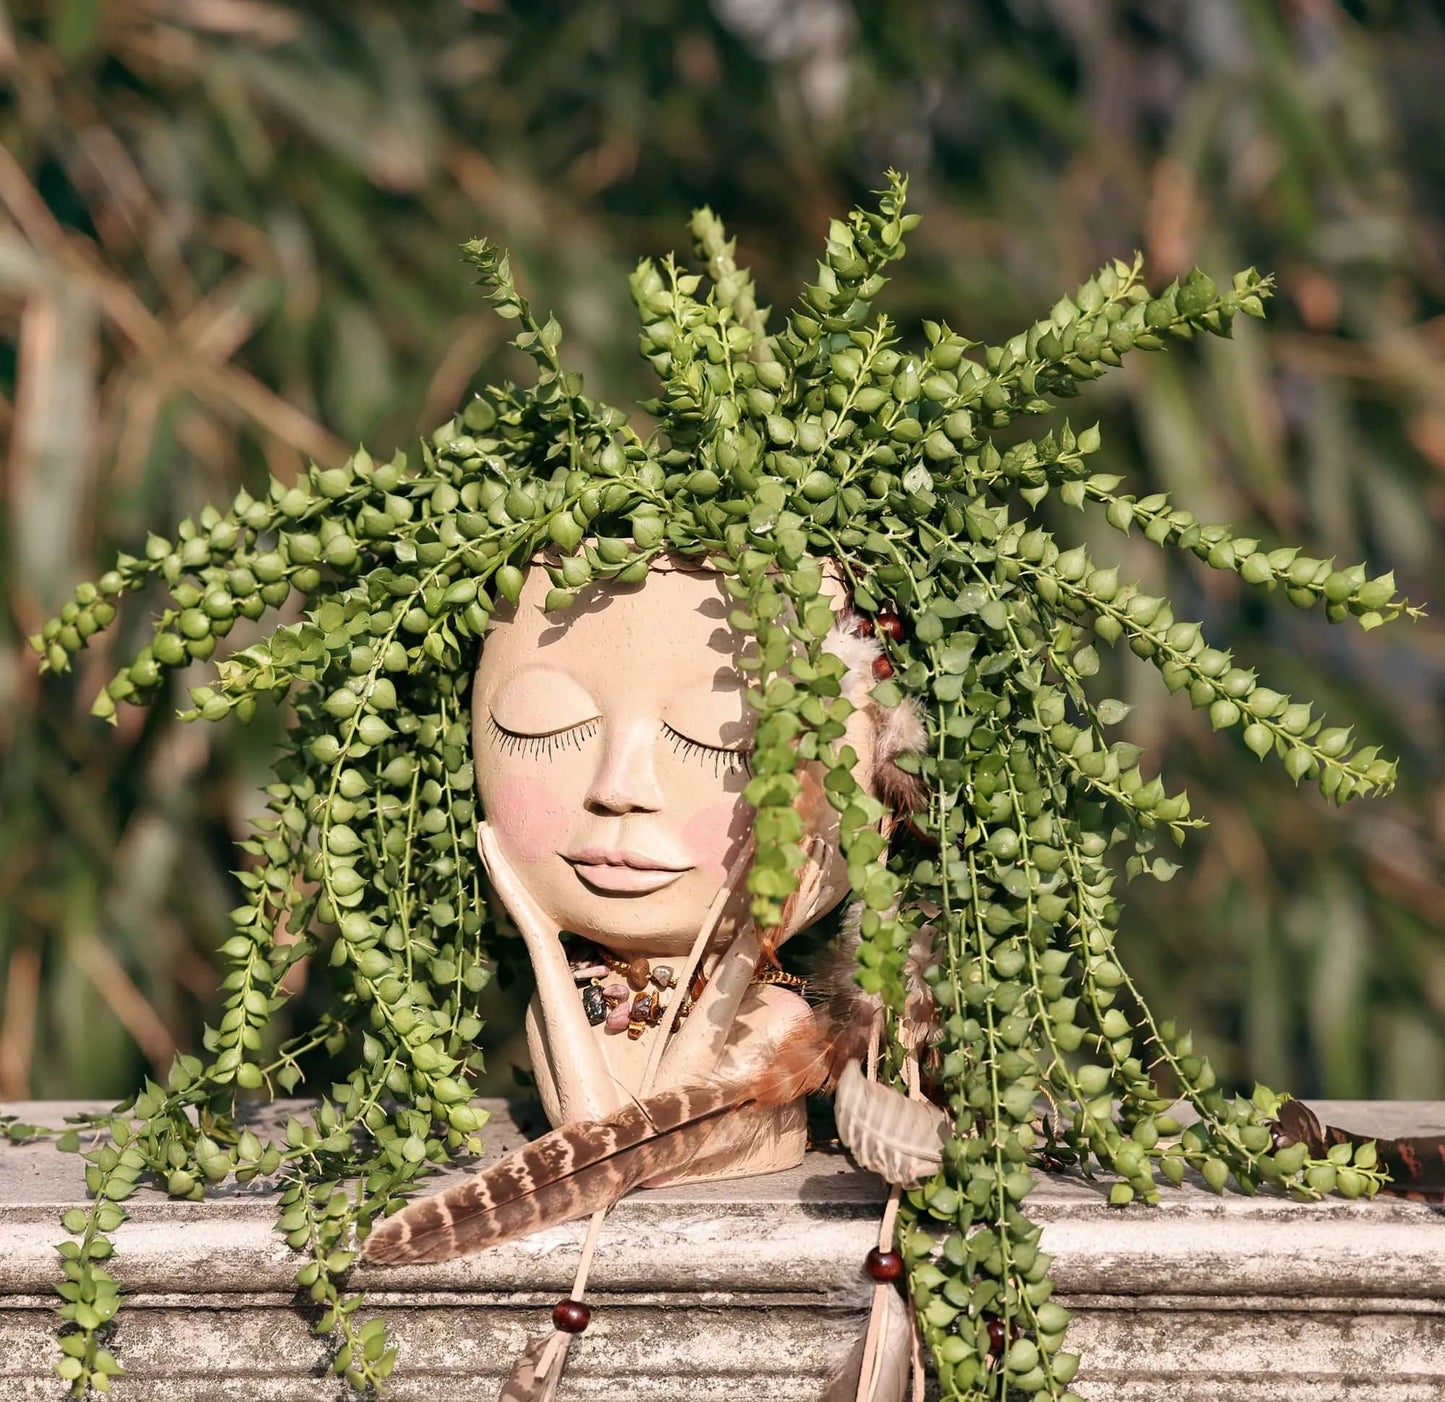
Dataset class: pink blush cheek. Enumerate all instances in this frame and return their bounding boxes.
[681,800,752,884]
[486,775,569,865]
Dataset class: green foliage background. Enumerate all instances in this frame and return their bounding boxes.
[2,0,1441,1104]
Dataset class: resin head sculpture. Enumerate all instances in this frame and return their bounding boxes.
[471,555,902,1175]
[37,173,1410,1396]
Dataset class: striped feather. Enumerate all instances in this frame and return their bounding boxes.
[833,1060,947,1188]
[362,1009,865,1265]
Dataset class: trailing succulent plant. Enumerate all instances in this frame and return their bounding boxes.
[28,172,1417,1398]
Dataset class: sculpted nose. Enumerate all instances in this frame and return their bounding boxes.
[585,721,664,815]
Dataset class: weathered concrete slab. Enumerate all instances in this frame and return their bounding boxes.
[2,1100,1444,1399]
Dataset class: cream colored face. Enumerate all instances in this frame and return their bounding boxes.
[472,564,862,955]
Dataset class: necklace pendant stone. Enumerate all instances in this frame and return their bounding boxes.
[581,984,607,1026]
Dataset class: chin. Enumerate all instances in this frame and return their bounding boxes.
[554,884,722,955]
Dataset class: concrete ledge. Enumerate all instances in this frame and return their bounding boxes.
[2,1100,1444,1399]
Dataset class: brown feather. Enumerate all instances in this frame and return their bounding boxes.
[362,1010,865,1265]
[869,694,927,819]
[810,910,939,1047]
[1271,1098,1445,1200]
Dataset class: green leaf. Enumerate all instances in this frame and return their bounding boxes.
[1242,723,1272,759]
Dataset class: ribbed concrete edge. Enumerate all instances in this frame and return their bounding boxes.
[2,1099,1443,1400]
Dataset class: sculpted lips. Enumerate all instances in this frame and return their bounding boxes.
[563,848,692,895]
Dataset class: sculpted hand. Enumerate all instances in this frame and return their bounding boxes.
[476,820,562,952]
[476,821,622,1122]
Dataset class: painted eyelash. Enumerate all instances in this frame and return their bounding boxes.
[663,724,753,779]
[487,716,750,777]
[486,715,599,760]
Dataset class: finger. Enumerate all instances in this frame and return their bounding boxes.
[476,822,559,944]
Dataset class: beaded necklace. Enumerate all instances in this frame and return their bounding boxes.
[568,942,805,1040]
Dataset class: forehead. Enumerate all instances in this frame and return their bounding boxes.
[475,565,747,697]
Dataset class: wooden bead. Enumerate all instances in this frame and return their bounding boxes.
[875,610,905,641]
[626,958,651,991]
[552,1299,591,1333]
[865,1247,904,1282]
[872,654,894,680]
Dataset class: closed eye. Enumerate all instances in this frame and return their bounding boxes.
[663,724,752,779]
[487,714,599,761]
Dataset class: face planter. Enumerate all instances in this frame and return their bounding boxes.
[471,559,881,1176]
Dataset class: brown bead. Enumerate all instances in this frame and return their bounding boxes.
[689,970,708,1001]
[864,1247,904,1282]
[875,610,905,641]
[985,1316,1006,1354]
[626,958,651,991]
[872,654,894,680]
[552,1299,591,1333]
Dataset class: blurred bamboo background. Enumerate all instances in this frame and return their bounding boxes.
[1,0,1441,1103]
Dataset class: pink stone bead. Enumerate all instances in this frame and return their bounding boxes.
[605,1003,631,1033]
[602,982,628,1006]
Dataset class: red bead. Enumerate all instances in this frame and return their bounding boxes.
[872,655,894,680]
[985,1316,1006,1354]
[864,1247,904,1282]
[552,1299,591,1334]
[876,611,905,641]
